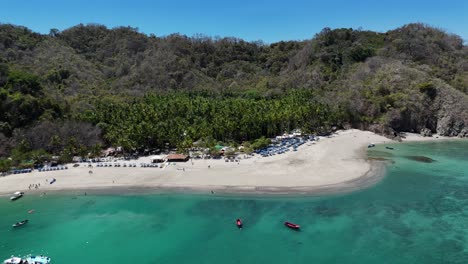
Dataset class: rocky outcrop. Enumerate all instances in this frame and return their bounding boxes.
[420,128,432,137]
[436,116,466,136]
[459,127,468,137]
[434,82,468,137]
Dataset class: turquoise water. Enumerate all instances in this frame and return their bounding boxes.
[1,141,468,263]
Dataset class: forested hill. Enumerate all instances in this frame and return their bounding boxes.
[0,23,467,166]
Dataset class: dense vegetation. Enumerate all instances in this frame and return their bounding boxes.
[80,90,343,151]
[0,23,467,170]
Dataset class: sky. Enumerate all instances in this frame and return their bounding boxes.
[1,0,467,43]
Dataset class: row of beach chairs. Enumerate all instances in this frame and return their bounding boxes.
[12,168,33,174]
[38,166,68,172]
[96,163,137,167]
[140,163,160,168]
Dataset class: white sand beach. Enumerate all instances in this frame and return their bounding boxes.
[0,129,457,196]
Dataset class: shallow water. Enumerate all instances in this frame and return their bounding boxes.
[1,141,467,263]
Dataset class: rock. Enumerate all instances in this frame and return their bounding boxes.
[420,128,433,137]
[458,127,468,138]
[435,86,468,137]
[405,156,436,163]
[436,116,466,136]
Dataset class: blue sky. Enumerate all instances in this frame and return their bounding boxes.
[1,0,467,43]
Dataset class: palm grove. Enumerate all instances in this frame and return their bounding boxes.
[0,23,467,170]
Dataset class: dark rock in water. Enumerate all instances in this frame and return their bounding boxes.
[405,155,436,163]
[314,204,340,218]
[368,157,390,161]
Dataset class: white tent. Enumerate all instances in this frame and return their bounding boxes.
[150,155,166,163]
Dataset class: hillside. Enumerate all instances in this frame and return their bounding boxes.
[0,23,467,168]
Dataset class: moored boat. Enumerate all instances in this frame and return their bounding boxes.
[12,220,28,228]
[26,255,51,264]
[284,221,300,230]
[10,192,24,201]
[3,255,50,264]
[3,257,22,264]
[236,219,243,229]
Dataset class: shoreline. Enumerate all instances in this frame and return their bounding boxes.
[9,161,386,198]
[0,130,462,197]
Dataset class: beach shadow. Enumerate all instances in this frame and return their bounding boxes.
[288,159,305,166]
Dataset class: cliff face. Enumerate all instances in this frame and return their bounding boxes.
[331,57,468,137]
[435,85,468,136]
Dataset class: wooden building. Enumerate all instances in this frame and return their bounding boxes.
[166,154,189,162]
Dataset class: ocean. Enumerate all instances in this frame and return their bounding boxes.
[1,141,467,263]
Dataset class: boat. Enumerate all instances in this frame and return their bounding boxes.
[236,219,243,229]
[385,146,394,150]
[12,220,28,228]
[3,255,51,264]
[25,255,51,264]
[10,192,24,201]
[3,256,22,264]
[284,221,300,230]
[367,143,375,148]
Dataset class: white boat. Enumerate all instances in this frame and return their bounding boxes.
[26,255,51,264]
[10,192,24,201]
[3,257,22,264]
[3,255,51,264]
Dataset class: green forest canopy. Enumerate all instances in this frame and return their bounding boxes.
[0,22,467,169]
